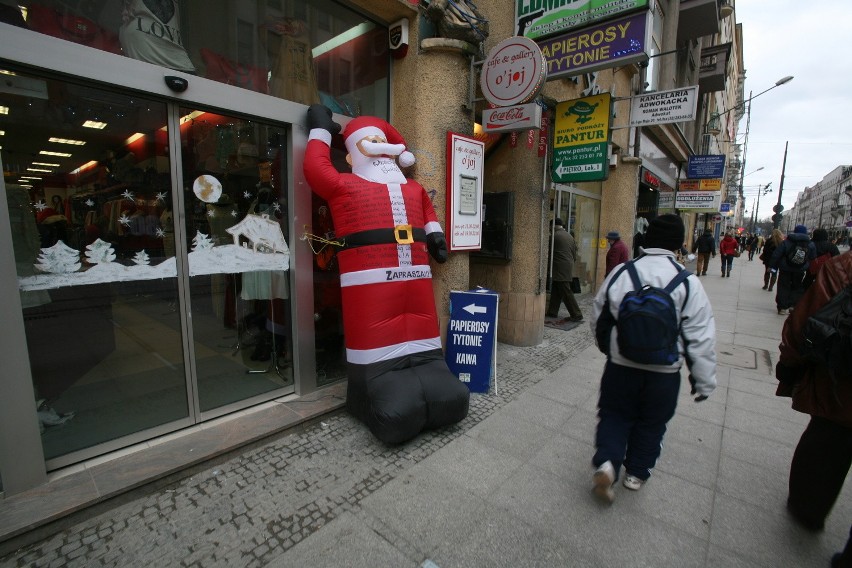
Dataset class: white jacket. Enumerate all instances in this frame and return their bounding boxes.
[590,248,717,397]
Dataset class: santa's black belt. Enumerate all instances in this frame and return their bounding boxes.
[339,225,426,249]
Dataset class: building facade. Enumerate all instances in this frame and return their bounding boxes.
[0,0,743,540]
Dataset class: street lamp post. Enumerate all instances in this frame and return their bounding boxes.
[845,185,852,242]
[751,182,772,233]
[772,141,789,229]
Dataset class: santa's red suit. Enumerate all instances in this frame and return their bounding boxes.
[303,107,468,444]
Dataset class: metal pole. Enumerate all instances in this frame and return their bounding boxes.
[773,141,789,229]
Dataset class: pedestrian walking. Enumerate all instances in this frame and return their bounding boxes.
[719,231,739,277]
[770,224,817,315]
[776,250,852,567]
[546,218,583,322]
[747,233,759,261]
[604,230,629,276]
[803,228,840,289]
[590,214,716,503]
[691,228,716,276]
[760,228,784,291]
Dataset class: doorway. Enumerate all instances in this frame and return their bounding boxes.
[0,68,294,470]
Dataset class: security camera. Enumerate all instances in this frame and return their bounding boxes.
[164,76,188,93]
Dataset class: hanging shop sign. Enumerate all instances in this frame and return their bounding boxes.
[687,154,726,179]
[482,103,543,133]
[679,178,722,191]
[446,132,485,251]
[551,92,612,183]
[642,167,660,189]
[480,36,548,107]
[658,191,721,212]
[628,86,699,127]
[516,0,649,40]
[536,11,650,80]
[446,289,499,394]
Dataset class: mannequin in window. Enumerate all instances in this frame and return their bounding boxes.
[260,17,320,105]
[119,0,196,73]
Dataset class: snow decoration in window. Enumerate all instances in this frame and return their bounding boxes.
[132,250,150,265]
[35,200,48,212]
[85,238,116,264]
[34,241,81,274]
[122,189,134,201]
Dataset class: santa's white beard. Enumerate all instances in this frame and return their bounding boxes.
[350,154,407,184]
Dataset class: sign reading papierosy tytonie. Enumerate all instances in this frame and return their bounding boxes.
[480,36,548,107]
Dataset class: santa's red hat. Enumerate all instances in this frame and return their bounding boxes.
[342,116,416,167]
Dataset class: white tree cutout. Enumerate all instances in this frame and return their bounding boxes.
[35,241,81,274]
[192,231,215,251]
[132,250,150,266]
[85,238,116,264]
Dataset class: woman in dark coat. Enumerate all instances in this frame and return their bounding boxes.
[803,228,841,289]
[760,229,784,291]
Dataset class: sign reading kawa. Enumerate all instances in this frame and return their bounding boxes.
[629,86,698,127]
[552,92,611,183]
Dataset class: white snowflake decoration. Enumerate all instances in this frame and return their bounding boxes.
[207,209,215,218]
[155,192,167,203]
[85,198,95,207]
[155,227,166,238]
[34,201,47,212]
[85,238,116,264]
[119,213,131,226]
[132,250,150,266]
[34,241,81,274]
[243,191,252,199]
[272,202,281,212]
[230,210,238,218]
[122,189,134,201]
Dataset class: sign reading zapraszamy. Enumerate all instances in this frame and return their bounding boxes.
[628,86,699,127]
[517,0,649,40]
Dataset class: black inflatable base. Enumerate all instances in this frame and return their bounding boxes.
[346,355,470,445]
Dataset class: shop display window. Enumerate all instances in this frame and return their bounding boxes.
[6,0,389,118]
[0,68,294,467]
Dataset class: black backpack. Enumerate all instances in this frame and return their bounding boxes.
[595,258,690,365]
[801,284,852,380]
[786,240,808,268]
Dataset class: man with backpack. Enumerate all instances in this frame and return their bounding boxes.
[770,224,817,315]
[590,214,717,503]
[776,250,852,567]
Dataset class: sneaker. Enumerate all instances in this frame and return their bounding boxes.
[622,475,645,491]
[592,461,615,503]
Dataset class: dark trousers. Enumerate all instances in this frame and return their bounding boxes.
[594,361,681,480]
[775,270,805,310]
[547,280,581,319]
[788,415,852,530]
[695,252,711,275]
[720,254,734,274]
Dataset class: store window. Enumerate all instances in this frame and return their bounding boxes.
[6,0,389,118]
[0,67,294,467]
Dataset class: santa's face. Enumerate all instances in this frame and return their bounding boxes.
[347,134,407,184]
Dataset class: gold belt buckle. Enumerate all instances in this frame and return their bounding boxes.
[394,224,414,245]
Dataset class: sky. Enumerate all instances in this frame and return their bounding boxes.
[733,0,852,223]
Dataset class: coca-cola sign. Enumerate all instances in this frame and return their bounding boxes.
[482,103,543,133]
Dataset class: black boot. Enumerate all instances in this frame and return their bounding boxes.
[251,332,272,361]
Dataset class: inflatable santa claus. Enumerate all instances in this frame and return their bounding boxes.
[303,105,469,444]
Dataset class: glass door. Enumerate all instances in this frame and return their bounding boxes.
[178,109,293,412]
[549,188,601,293]
[2,70,188,465]
[1,68,294,469]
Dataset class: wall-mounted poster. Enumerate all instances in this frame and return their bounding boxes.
[446,132,485,251]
